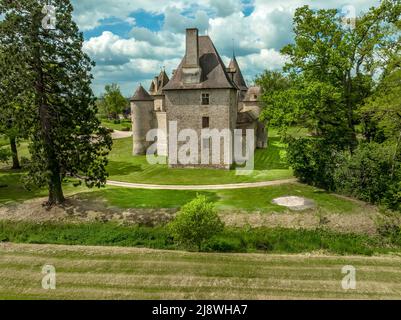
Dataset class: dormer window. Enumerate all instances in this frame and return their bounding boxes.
[202,93,210,105]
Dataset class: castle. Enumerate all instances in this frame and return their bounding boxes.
[130,28,267,169]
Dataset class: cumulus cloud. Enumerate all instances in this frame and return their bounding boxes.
[163,7,210,34]
[77,0,381,95]
[209,0,243,17]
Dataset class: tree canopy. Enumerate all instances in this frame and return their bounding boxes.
[0,0,112,205]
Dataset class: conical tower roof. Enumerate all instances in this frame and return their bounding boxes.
[228,56,248,91]
[155,69,170,94]
[131,84,153,101]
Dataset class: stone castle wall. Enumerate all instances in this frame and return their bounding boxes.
[164,88,237,169]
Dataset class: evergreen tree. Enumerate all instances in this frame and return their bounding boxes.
[0,0,112,205]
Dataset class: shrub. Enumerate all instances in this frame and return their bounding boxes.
[0,148,11,163]
[334,142,400,206]
[204,237,243,252]
[376,210,401,246]
[168,195,224,251]
[286,137,342,190]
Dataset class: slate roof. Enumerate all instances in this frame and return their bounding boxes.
[228,56,248,91]
[131,85,153,101]
[243,86,262,102]
[237,110,258,124]
[149,70,170,95]
[163,36,237,91]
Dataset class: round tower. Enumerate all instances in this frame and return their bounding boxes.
[131,85,155,155]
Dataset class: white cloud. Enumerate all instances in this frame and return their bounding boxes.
[78,0,382,95]
[209,0,243,17]
[163,7,210,34]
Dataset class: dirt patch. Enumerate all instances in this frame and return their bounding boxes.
[0,196,176,227]
[0,196,379,235]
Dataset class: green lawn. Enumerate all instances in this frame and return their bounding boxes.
[100,119,132,131]
[107,136,293,185]
[76,183,363,214]
[1,243,401,299]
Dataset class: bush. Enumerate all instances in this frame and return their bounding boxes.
[286,137,342,190]
[204,237,243,252]
[334,142,400,206]
[168,195,224,251]
[0,148,11,163]
[288,138,401,211]
[121,126,131,132]
[376,210,401,245]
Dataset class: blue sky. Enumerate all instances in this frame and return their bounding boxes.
[71,0,380,96]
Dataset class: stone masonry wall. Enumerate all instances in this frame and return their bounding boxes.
[165,88,237,169]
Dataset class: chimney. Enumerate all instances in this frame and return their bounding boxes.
[184,28,199,68]
[182,28,202,84]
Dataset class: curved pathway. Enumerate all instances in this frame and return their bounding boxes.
[107,178,297,190]
[111,130,132,139]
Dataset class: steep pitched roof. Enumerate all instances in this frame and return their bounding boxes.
[163,36,237,91]
[130,85,153,101]
[149,70,170,95]
[155,70,169,94]
[243,86,262,102]
[228,56,248,91]
[237,110,258,124]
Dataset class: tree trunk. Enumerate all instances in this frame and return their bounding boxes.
[39,103,65,205]
[9,136,21,170]
[390,130,401,179]
[345,70,357,152]
[33,23,64,206]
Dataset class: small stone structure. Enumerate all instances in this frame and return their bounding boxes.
[131,28,267,169]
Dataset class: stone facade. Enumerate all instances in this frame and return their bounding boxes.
[130,28,267,169]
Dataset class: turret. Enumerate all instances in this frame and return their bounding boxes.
[130,85,155,155]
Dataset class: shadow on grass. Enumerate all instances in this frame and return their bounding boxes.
[107,161,143,176]
[0,170,47,204]
[254,137,290,171]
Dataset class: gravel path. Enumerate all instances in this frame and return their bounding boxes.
[106,178,298,190]
[111,130,132,139]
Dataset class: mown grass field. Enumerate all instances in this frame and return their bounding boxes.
[75,183,365,214]
[106,135,293,185]
[1,243,401,300]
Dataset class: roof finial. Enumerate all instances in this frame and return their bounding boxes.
[232,38,236,58]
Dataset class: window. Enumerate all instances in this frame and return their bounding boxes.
[202,116,210,129]
[254,95,258,99]
[201,93,210,105]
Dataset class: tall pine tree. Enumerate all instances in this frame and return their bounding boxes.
[0,0,112,205]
